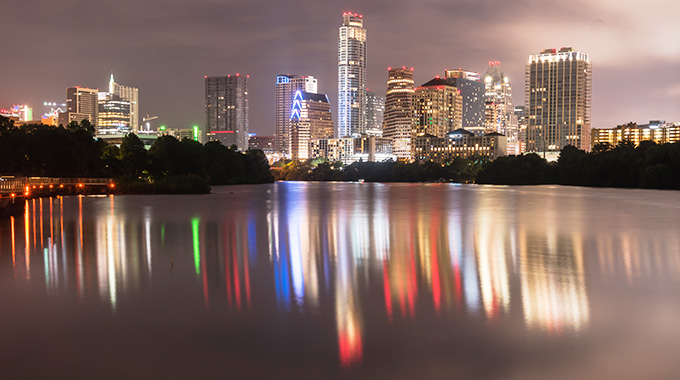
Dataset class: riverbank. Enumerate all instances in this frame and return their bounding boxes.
[273,141,680,191]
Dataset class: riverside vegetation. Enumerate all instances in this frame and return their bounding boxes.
[4,116,679,191]
[0,116,273,193]
[274,141,680,190]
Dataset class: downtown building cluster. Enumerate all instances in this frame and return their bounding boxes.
[1,73,147,145]
[243,14,602,165]
[5,12,679,160]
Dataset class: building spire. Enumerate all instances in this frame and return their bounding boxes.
[109,71,115,94]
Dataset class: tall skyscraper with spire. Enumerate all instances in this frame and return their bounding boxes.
[337,12,366,138]
[525,47,592,157]
[108,73,139,132]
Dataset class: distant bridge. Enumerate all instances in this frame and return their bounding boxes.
[1,177,114,216]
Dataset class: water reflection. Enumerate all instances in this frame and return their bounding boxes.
[1,184,680,371]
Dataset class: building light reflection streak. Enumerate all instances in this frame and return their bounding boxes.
[107,197,117,311]
[519,229,590,334]
[202,233,210,310]
[242,225,251,309]
[49,197,53,246]
[475,200,510,321]
[60,198,67,285]
[192,218,200,275]
[373,187,390,261]
[32,199,36,248]
[383,259,393,322]
[10,216,16,270]
[77,196,84,299]
[247,214,257,266]
[407,221,417,318]
[233,231,241,311]
[287,186,306,308]
[225,222,233,307]
[39,198,43,248]
[145,217,152,277]
[335,209,363,368]
[24,201,30,277]
[448,207,463,308]
[430,206,442,315]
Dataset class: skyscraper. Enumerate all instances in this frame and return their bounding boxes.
[274,74,317,154]
[413,77,463,139]
[62,86,98,128]
[483,61,514,135]
[109,74,139,132]
[525,47,592,157]
[97,92,131,135]
[205,74,249,151]
[290,91,333,160]
[444,69,485,129]
[383,67,414,160]
[365,89,385,136]
[338,12,366,138]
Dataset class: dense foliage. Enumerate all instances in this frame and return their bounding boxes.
[275,141,680,190]
[0,116,274,193]
[478,142,680,189]
[273,157,484,183]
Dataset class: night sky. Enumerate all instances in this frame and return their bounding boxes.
[1,0,679,135]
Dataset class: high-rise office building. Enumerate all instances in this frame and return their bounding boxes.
[365,89,385,136]
[97,92,131,135]
[338,12,366,138]
[444,69,485,129]
[514,105,527,154]
[274,74,317,154]
[483,62,514,134]
[525,47,592,157]
[290,91,333,160]
[383,67,414,160]
[63,86,98,127]
[109,74,139,132]
[413,77,463,139]
[205,74,249,151]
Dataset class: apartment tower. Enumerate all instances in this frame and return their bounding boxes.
[525,47,592,157]
[338,12,366,138]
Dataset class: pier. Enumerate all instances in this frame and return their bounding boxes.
[0,177,114,216]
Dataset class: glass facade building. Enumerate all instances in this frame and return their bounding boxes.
[275,74,317,154]
[444,69,485,129]
[383,67,414,160]
[109,74,139,133]
[365,89,385,136]
[97,92,131,135]
[205,74,249,151]
[338,12,366,138]
[413,78,463,138]
[290,91,333,160]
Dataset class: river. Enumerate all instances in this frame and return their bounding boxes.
[0,182,679,379]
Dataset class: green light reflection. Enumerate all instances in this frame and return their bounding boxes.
[192,218,200,275]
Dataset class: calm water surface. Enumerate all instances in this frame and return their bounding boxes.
[1,182,680,379]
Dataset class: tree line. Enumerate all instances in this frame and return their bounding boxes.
[0,117,273,193]
[272,157,484,183]
[477,141,680,189]
[274,140,680,190]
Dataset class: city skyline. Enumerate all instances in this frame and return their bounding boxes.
[1,0,679,136]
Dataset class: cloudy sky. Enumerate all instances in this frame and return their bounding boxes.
[1,0,679,135]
